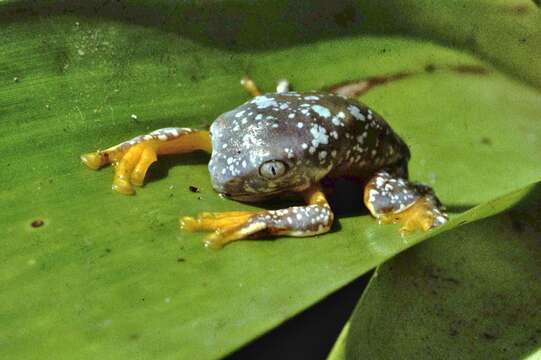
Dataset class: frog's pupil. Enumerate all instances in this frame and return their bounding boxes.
[271,166,276,176]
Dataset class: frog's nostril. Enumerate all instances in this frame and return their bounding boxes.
[223,192,232,197]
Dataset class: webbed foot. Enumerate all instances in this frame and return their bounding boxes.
[364,170,448,233]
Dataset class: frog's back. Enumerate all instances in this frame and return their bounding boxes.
[299,92,411,179]
[210,91,410,191]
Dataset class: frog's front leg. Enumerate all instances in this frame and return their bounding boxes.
[364,170,448,233]
[81,128,211,195]
[180,186,334,249]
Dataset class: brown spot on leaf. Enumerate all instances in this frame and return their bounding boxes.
[450,65,489,75]
[326,63,489,97]
[31,219,44,228]
[481,137,492,145]
[327,72,413,97]
[424,64,436,73]
[507,4,531,15]
[189,185,200,193]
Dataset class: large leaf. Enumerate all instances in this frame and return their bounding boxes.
[333,183,541,359]
[1,1,540,358]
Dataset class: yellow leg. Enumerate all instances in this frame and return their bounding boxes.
[180,185,333,249]
[81,128,211,194]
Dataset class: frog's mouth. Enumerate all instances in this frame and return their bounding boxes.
[222,191,283,203]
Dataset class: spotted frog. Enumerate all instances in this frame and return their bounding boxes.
[81,77,447,248]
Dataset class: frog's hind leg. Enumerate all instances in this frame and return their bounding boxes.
[181,185,334,249]
[81,128,211,195]
[364,170,448,233]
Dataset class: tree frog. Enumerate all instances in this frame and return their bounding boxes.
[81,77,447,248]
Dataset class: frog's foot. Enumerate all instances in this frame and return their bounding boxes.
[364,170,448,233]
[81,128,211,195]
[181,187,334,249]
[240,76,290,97]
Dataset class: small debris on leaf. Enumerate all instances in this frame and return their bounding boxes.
[31,219,44,228]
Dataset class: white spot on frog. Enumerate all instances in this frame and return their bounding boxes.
[297,122,304,128]
[347,105,366,121]
[242,133,264,148]
[311,105,331,118]
[253,95,278,109]
[235,110,245,118]
[284,148,294,158]
[309,124,329,149]
[331,116,342,126]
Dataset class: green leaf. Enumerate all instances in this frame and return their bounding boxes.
[1,1,540,358]
[340,183,541,359]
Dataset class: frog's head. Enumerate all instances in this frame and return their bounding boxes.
[208,113,318,202]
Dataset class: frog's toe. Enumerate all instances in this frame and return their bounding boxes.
[80,151,108,170]
[129,146,158,186]
[180,211,255,231]
[110,144,158,195]
[389,195,448,233]
[203,221,268,249]
[180,211,262,248]
[364,170,448,233]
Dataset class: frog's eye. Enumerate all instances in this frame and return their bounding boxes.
[259,160,287,179]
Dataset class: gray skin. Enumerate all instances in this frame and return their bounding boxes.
[208,91,410,204]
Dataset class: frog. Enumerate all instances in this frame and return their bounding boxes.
[81,77,447,248]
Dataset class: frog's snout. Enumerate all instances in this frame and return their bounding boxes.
[210,175,243,197]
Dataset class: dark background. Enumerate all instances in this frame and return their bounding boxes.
[228,273,371,359]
